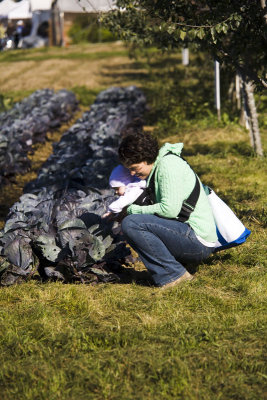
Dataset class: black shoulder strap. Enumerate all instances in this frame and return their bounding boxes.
[148,152,201,222]
[177,175,200,222]
[147,165,156,196]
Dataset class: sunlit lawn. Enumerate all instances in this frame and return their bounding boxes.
[0,44,266,400]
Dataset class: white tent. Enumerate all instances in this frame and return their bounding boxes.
[8,0,32,20]
[29,0,116,13]
[9,0,117,47]
[0,0,16,18]
[57,0,116,13]
[30,0,52,12]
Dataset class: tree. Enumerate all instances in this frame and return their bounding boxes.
[103,0,266,155]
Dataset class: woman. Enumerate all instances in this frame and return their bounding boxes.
[118,132,217,288]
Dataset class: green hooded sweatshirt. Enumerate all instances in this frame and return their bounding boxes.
[127,142,217,244]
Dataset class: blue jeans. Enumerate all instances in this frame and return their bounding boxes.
[121,214,213,287]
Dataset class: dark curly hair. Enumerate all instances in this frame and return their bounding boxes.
[118,132,159,166]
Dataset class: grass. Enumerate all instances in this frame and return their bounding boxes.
[71,86,105,107]
[0,44,129,63]
[0,43,266,400]
[0,270,266,400]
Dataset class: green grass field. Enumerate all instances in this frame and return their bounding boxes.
[0,43,266,400]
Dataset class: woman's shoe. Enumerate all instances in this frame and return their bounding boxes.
[161,271,194,289]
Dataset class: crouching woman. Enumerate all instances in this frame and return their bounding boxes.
[118,132,217,288]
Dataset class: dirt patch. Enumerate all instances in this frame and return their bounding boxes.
[0,56,147,92]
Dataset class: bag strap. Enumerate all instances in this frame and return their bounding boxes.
[146,166,156,203]
[147,153,200,222]
[177,176,200,222]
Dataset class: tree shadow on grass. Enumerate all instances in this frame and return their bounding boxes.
[102,58,214,113]
[102,61,149,85]
[183,141,255,158]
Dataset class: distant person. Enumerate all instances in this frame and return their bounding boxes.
[103,164,146,218]
[13,20,24,48]
[0,24,6,51]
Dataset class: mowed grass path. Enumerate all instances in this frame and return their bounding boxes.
[0,44,266,400]
[0,41,146,93]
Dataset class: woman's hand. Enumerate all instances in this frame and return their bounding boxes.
[102,212,113,220]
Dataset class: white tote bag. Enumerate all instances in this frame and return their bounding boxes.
[206,187,251,252]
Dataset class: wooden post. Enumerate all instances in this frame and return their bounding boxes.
[98,18,102,43]
[51,6,56,46]
[214,60,221,121]
[59,11,64,46]
[48,16,53,46]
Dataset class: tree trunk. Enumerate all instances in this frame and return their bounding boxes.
[227,79,234,103]
[235,74,241,110]
[241,77,264,156]
[260,0,267,24]
[241,74,251,127]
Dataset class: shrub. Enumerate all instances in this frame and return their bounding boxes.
[68,14,117,44]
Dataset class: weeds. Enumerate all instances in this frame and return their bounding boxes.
[71,86,104,107]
